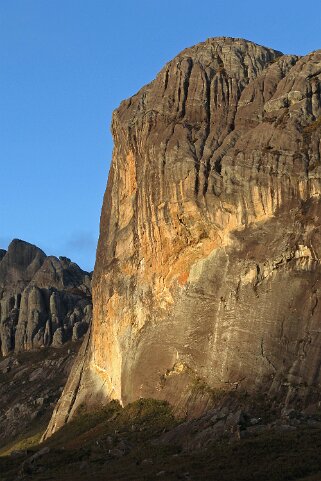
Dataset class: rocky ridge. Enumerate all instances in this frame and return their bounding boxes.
[0,344,79,450]
[0,239,92,356]
[45,37,321,438]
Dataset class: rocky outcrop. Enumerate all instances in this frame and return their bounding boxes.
[0,239,92,356]
[45,37,321,437]
[0,344,80,449]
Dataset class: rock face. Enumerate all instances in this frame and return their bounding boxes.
[0,239,92,356]
[45,37,321,437]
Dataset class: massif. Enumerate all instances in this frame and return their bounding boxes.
[44,36,321,438]
[0,239,92,356]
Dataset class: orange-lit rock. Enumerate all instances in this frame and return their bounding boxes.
[44,37,321,438]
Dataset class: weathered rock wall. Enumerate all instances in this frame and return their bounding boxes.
[44,37,321,437]
[0,239,92,356]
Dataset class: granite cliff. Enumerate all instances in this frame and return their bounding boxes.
[0,239,92,356]
[45,37,321,437]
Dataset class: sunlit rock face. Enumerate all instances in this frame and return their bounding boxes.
[44,37,321,437]
[0,239,92,356]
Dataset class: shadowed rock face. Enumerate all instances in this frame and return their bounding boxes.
[44,37,321,437]
[0,239,92,356]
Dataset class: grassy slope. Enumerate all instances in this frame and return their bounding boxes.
[1,399,321,481]
[0,342,82,465]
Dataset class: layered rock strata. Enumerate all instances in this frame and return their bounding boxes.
[45,37,321,437]
[0,239,92,356]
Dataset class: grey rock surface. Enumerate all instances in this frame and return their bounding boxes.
[156,401,321,450]
[0,239,92,356]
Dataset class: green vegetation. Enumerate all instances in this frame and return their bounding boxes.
[45,398,177,450]
[0,431,43,456]
[1,398,321,480]
[191,376,227,402]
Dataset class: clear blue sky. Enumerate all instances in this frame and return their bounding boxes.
[1,0,320,271]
